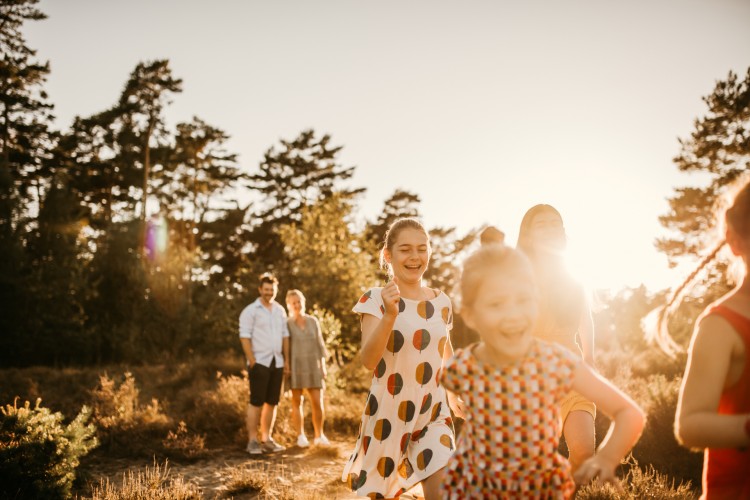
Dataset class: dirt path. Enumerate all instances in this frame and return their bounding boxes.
[78,437,423,499]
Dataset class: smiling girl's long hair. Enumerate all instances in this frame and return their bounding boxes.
[516,204,583,330]
[647,177,750,356]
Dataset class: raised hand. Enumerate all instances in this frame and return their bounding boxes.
[573,456,623,492]
[381,278,401,317]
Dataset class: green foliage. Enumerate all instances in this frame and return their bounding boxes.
[310,305,353,365]
[279,193,377,359]
[657,67,750,265]
[423,225,478,295]
[364,188,422,251]
[0,398,97,499]
[247,129,365,272]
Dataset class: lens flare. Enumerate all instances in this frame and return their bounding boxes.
[145,216,168,261]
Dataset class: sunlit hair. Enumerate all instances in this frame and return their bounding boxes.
[515,204,582,329]
[258,272,278,288]
[516,204,564,257]
[285,289,306,311]
[459,244,536,312]
[379,218,430,276]
[648,177,750,356]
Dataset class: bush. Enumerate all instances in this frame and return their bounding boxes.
[189,371,248,445]
[161,421,208,461]
[0,398,98,499]
[90,372,171,457]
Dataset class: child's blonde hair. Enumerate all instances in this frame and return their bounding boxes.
[459,244,536,312]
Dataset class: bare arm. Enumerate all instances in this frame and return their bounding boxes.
[282,337,290,375]
[442,335,466,418]
[361,312,398,370]
[578,293,595,367]
[360,281,400,370]
[240,338,255,367]
[572,363,645,486]
[675,314,750,449]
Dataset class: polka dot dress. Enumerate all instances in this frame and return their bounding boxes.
[342,287,456,499]
[440,340,579,499]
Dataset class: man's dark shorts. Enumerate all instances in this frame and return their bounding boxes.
[248,357,283,407]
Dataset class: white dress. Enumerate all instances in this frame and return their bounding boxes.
[342,287,456,498]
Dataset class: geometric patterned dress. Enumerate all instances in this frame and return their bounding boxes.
[342,287,456,498]
[440,340,579,499]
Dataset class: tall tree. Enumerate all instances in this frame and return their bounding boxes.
[0,0,57,366]
[247,129,364,272]
[156,117,240,222]
[423,226,477,295]
[117,60,182,220]
[365,188,421,250]
[657,67,750,265]
[278,193,376,359]
[0,0,54,223]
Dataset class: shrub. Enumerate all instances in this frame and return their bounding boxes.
[0,398,98,499]
[90,372,171,456]
[189,371,248,445]
[89,459,202,499]
[161,421,208,461]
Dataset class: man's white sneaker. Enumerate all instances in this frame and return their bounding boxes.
[296,434,310,448]
[246,439,263,455]
[313,434,330,446]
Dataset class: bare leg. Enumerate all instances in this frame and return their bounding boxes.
[291,389,305,437]
[563,410,596,473]
[308,388,324,438]
[246,404,262,441]
[260,403,277,442]
[420,467,445,500]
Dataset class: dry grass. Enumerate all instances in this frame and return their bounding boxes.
[577,460,698,499]
[223,462,331,499]
[88,460,202,500]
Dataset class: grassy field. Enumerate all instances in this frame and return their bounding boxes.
[0,351,702,499]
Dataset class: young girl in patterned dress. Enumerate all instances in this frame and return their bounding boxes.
[652,179,750,499]
[440,243,644,499]
[342,218,464,499]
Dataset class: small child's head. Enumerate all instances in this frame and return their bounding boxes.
[380,218,431,281]
[460,244,539,353]
[479,225,505,246]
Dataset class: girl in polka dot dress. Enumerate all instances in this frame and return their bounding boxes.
[440,243,645,499]
[342,218,464,499]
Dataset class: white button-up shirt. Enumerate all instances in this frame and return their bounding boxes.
[239,299,290,367]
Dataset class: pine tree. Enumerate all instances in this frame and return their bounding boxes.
[657,67,750,265]
[247,129,364,272]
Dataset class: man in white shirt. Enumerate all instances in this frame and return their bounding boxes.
[239,272,291,454]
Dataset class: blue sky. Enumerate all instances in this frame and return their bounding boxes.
[24,0,750,291]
